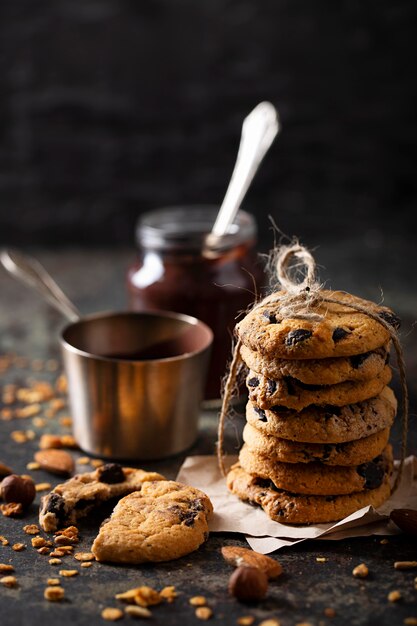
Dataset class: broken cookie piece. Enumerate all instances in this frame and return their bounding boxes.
[39,463,165,532]
[91,480,213,564]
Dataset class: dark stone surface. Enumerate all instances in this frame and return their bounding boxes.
[0,249,416,625]
[0,1,416,251]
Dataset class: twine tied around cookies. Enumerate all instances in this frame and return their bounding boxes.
[217,242,409,495]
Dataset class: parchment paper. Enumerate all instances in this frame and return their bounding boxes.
[176,455,417,554]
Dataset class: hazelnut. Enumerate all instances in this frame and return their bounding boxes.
[228,566,268,602]
[1,474,36,508]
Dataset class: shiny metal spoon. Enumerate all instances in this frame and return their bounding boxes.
[205,101,280,253]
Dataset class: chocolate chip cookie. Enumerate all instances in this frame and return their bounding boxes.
[238,444,393,495]
[240,343,389,385]
[91,480,213,563]
[245,388,396,443]
[227,464,392,524]
[242,422,390,466]
[247,365,392,410]
[237,290,400,360]
[39,463,165,532]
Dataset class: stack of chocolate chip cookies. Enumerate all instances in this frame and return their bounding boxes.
[227,290,400,524]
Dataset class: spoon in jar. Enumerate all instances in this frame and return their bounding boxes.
[204,101,280,255]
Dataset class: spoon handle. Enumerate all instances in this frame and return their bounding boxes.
[210,101,280,238]
[0,249,81,322]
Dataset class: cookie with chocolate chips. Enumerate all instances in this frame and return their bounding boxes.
[236,290,400,360]
[246,365,392,410]
[240,343,390,386]
[238,444,393,495]
[39,464,165,532]
[245,388,396,443]
[242,422,391,466]
[226,463,392,524]
[91,480,213,563]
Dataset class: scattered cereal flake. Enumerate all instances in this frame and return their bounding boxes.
[0,564,14,573]
[195,606,213,620]
[159,586,177,602]
[49,558,62,565]
[37,547,51,555]
[32,537,47,548]
[35,483,52,492]
[1,409,13,420]
[47,578,60,586]
[10,430,28,443]
[0,536,9,546]
[55,375,68,394]
[1,503,23,517]
[101,607,124,621]
[25,430,36,440]
[394,561,417,570]
[90,459,104,468]
[44,586,65,601]
[388,590,402,603]
[59,417,73,428]
[12,543,25,552]
[57,546,74,554]
[116,586,161,608]
[316,557,327,563]
[33,416,47,427]
[74,552,95,562]
[81,562,92,568]
[125,605,152,618]
[380,538,389,545]
[23,524,40,535]
[324,608,336,617]
[352,563,369,578]
[189,596,207,606]
[50,550,66,558]
[237,617,255,625]
[77,457,91,465]
[39,434,62,450]
[59,569,79,577]
[16,405,42,419]
[0,575,17,588]
[258,621,281,626]
[26,462,41,471]
[60,434,77,448]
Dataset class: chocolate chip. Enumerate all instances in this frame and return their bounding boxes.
[284,377,297,396]
[254,406,267,422]
[350,352,370,369]
[357,455,386,489]
[332,327,351,342]
[46,493,66,524]
[267,379,277,395]
[378,310,401,330]
[285,329,312,346]
[97,463,125,484]
[247,377,259,388]
[262,310,277,324]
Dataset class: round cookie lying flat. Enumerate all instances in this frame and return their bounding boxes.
[245,388,397,443]
[238,444,393,496]
[247,365,392,410]
[240,343,389,385]
[91,480,213,564]
[39,463,166,532]
[236,289,400,360]
[242,422,391,466]
[226,464,392,524]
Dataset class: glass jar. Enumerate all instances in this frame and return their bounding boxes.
[126,206,264,402]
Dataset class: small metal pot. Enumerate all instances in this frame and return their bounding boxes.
[1,250,213,460]
[61,311,212,460]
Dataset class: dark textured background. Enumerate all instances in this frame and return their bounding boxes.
[0,0,416,253]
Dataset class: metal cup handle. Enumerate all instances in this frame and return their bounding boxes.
[0,248,81,323]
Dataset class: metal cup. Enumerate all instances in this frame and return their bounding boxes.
[60,311,213,460]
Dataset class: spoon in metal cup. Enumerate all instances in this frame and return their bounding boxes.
[204,101,280,256]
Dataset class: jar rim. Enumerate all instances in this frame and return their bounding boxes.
[136,205,257,252]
